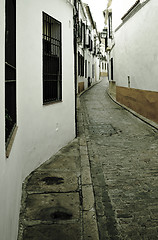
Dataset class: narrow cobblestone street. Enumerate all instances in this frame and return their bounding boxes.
[79,78,158,240]
[18,78,158,240]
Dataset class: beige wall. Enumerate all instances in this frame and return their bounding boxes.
[78,82,84,93]
[116,86,158,124]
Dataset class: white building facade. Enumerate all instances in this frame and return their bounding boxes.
[0,0,75,239]
[106,0,158,124]
[76,1,101,93]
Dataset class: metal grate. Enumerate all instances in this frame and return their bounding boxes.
[5,0,16,146]
[78,52,84,77]
[108,12,112,39]
[43,12,62,103]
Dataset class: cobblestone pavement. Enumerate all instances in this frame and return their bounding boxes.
[79,79,158,240]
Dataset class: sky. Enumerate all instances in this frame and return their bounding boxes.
[83,0,108,32]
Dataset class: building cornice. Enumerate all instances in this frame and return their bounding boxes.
[83,3,96,29]
[115,0,151,33]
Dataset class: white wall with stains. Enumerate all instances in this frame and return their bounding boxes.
[113,0,158,91]
[0,0,75,239]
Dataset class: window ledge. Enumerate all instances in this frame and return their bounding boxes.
[43,100,63,106]
[6,125,18,158]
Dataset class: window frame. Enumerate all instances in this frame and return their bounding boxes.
[92,64,94,78]
[78,52,84,77]
[111,58,114,80]
[5,0,17,149]
[85,60,87,78]
[108,12,112,39]
[43,12,62,104]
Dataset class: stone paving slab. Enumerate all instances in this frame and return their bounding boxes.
[39,155,80,172]
[18,132,99,239]
[23,223,81,240]
[24,193,80,222]
[26,171,79,193]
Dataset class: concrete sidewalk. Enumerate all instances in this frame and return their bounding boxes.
[18,85,99,240]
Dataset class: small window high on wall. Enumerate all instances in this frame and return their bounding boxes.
[108,12,112,39]
[43,12,62,104]
[5,0,16,147]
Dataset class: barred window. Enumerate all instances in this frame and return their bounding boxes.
[81,55,84,77]
[111,58,113,80]
[85,60,87,78]
[108,12,112,39]
[78,52,81,76]
[92,64,94,78]
[105,36,108,50]
[43,12,62,104]
[5,0,16,146]
[78,52,84,77]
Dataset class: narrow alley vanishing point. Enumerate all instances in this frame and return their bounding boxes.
[80,79,158,239]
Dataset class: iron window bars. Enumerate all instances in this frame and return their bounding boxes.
[43,12,62,103]
[78,52,84,77]
[108,12,112,39]
[5,0,16,146]
[111,58,113,80]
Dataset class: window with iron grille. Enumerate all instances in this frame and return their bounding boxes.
[81,55,84,77]
[92,64,94,78]
[85,60,87,78]
[78,52,81,76]
[111,58,114,80]
[108,12,112,39]
[43,12,62,104]
[78,52,84,77]
[105,36,108,50]
[82,23,86,48]
[77,20,82,43]
[5,0,16,146]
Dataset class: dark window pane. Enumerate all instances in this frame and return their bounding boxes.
[5,0,16,145]
[43,12,62,103]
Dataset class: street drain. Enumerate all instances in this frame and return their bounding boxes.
[50,211,72,220]
[42,177,64,185]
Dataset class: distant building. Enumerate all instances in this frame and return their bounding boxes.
[0,0,75,239]
[100,36,107,78]
[105,0,158,124]
[75,0,103,94]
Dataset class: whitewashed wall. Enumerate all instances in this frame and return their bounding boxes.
[77,2,101,92]
[114,0,158,91]
[95,56,100,81]
[112,0,137,30]
[0,0,75,239]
